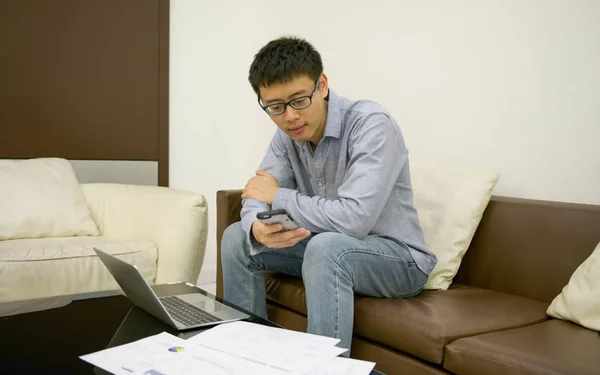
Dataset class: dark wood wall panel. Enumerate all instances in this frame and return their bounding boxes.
[0,0,169,185]
[158,0,169,187]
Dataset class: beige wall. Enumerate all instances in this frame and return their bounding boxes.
[169,0,600,283]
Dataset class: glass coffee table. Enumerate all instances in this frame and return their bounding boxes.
[0,283,384,375]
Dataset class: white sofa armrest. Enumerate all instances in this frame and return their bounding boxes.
[81,183,208,284]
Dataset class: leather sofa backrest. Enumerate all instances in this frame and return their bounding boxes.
[454,196,600,302]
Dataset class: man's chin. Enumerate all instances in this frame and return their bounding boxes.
[288,132,311,142]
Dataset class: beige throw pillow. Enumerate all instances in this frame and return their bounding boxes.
[0,158,99,240]
[547,242,600,331]
[410,160,499,290]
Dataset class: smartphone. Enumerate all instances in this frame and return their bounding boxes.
[256,209,300,232]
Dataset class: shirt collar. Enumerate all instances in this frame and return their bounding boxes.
[323,89,342,140]
[294,88,342,150]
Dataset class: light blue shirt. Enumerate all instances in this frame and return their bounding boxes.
[241,89,437,274]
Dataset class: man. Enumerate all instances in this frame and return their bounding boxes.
[221,36,437,353]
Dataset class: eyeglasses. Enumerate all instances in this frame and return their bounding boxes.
[259,81,319,116]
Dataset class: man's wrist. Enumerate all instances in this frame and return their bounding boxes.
[250,220,258,238]
[249,220,262,247]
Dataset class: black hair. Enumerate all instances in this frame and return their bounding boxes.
[249,36,323,96]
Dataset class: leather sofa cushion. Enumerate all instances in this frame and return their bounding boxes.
[265,272,307,312]
[444,319,600,375]
[265,274,549,364]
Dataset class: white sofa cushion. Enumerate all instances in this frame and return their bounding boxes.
[410,161,499,290]
[547,242,600,331]
[0,158,99,240]
[0,236,157,302]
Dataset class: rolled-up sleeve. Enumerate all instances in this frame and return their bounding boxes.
[240,130,297,254]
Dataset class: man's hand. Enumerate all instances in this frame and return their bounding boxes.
[241,170,280,205]
[252,220,311,249]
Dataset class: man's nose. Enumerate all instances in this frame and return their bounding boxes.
[284,105,300,122]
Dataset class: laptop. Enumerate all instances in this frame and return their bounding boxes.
[94,248,249,330]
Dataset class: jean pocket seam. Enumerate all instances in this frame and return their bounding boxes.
[393,264,427,298]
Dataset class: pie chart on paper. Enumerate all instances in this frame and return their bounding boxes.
[168,346,185,353]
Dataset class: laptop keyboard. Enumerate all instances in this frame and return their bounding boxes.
[159,296,222,326]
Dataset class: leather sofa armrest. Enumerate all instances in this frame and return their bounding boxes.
[216,189,243,298]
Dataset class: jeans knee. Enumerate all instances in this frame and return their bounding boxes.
[303,232,349,270]
[221,222,247,265]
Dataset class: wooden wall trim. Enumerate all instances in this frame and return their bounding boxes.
[158,0,170,187]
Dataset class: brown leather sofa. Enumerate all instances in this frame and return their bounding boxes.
[216,190,600,375]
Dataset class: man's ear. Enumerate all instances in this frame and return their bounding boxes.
[319,73,329,97]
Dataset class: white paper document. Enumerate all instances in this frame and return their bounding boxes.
[81,332,287,375]
[189,321,341,347]
[80,322,375,375]
[310,357,376,375]
[188,321,347,373]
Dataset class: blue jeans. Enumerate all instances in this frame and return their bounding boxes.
[221,222,428,354]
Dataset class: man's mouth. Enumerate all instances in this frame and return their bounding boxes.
[289,125,305,135]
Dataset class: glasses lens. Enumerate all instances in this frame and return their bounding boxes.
[290,97,311,109]
[266,104,285,115]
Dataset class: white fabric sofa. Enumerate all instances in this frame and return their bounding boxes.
[0,182,208,303]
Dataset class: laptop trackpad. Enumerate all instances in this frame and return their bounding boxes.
[176,293,225,313]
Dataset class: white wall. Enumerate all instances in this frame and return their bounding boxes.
[170,0,600,284]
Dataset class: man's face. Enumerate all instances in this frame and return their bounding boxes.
[258,74,328,145]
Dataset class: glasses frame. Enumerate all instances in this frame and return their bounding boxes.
[258,80,319,116]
